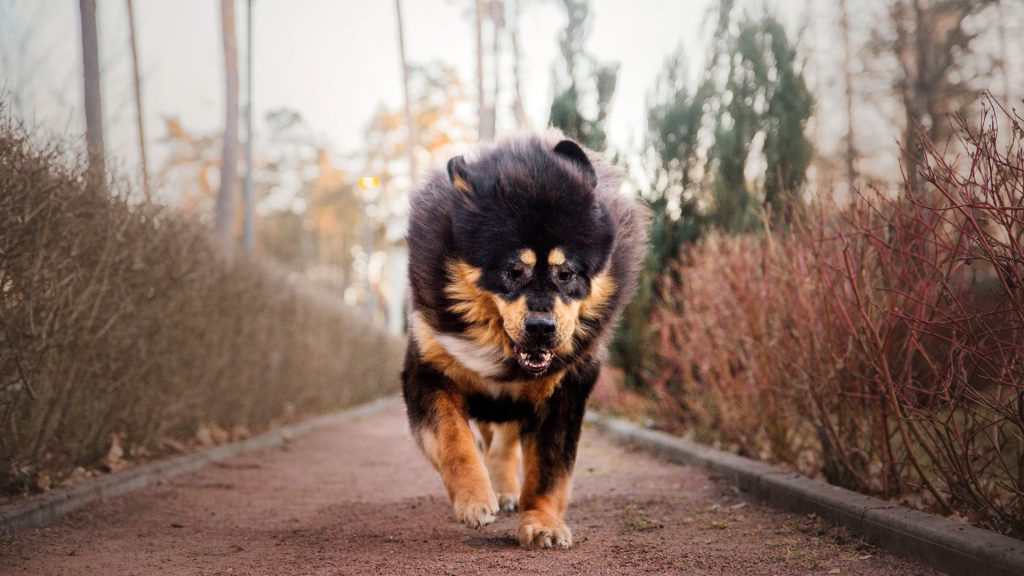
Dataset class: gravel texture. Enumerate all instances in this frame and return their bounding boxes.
[0,404,938,575]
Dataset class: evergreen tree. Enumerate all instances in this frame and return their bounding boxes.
[758,17,813,220]
[611,47,706,388]
[707,11,813,230]
[610,10,813,387]
[547,0,618,151]
[643,48,706,273]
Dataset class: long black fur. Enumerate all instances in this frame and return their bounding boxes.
[402,132,647,520]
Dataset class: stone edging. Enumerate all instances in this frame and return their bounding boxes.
[0,396,400,531]
[586,412,1024,576]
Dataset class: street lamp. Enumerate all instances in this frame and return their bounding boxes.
[358,176,380,320]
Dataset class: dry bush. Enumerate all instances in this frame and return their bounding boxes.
[652,97,1024,536]
[0,115,402,496]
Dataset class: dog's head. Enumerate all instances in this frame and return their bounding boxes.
[445,138,616,376]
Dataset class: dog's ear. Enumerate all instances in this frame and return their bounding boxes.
[553,139,597,190]
[447,155,473,196]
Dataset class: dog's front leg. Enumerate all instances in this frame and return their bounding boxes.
[412,387,498,529]
[517,367,595,549]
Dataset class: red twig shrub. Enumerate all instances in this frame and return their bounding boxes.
[0,115,402,496]
[653,97,1024,536]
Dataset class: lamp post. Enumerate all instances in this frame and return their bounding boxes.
[358,176,381,320]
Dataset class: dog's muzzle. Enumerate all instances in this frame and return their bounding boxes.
[515,316,557,374]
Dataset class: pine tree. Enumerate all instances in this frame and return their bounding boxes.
[547,0,618,151]
[707,12,812,230]
[611,47,706,387]
[644,48,706,272]
[759,17,813,220]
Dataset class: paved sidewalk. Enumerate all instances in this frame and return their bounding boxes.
[1,404,937,575]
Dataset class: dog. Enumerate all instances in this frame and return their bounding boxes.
[402,133,647,549]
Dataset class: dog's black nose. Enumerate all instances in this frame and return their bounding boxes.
[524,316,557,337]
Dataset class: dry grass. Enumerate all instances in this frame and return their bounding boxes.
[0,114,402,496]
[650,97,1024,536]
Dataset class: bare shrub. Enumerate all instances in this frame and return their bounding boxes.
[0,115,402,496]
[653,96,1024,536]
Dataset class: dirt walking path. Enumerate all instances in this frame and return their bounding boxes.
[2,399,937,575]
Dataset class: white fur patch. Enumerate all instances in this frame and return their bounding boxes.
[409,311,506,388]
[435,333,506,379]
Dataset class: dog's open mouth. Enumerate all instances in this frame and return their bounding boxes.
[515,346,554,374]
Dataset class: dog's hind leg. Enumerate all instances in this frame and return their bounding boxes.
[477,421,494,453]
[481,422,521,512]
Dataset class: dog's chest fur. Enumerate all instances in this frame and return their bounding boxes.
[410,310,566,408]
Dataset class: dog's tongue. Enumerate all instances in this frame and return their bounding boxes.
[516,348,553,373]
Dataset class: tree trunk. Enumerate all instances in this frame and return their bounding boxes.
[475,0,493,141]
[805,0,829,197]
[995,0,1011,105]
[243,0,255,252]
[394,0,418,179]
[216,0,240,250]
[891,0,920,193]
[489,0,502,138]
[125,0,150,199]
[508,0,529,129]
[838,0,858,191]
[79,0,105,186]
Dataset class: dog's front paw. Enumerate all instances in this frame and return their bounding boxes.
[453,491,499,529]
[497,492,519,512]
[518,510,573,549]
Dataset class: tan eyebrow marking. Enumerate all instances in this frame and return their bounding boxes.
[519,249,537,267]
[547,248,566,266]
[452,174,472,194]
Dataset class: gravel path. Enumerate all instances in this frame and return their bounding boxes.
[1,401,938,575]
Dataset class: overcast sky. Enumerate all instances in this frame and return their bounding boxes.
[2,0,940,188]
[1,1,726,168]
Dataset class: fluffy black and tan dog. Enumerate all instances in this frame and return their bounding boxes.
[402,133,646,549]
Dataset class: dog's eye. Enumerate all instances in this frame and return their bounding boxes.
[557,270,577,283]
[504,268,525,283]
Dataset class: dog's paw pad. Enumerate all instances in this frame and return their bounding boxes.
[454,493,499,530]
[518,511,572,549]
[497,492,519,513]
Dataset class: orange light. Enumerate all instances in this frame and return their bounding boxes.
[358,176,381,190]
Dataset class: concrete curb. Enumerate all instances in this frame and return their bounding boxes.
[0,395,400,532]
[586,412,1024,576]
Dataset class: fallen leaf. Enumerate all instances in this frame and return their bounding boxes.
[100,434,127,472]
[195,424,214,447]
